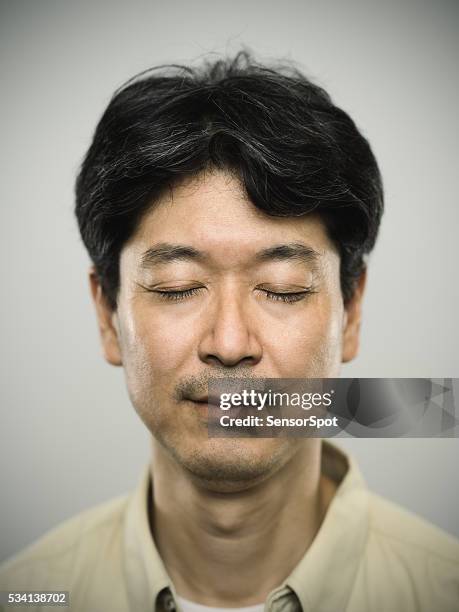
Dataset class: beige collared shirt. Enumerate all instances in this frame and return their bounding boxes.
[1,442,458,612]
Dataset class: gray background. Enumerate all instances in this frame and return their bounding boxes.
[1,0,458,562]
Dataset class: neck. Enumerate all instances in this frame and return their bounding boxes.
[149,440,335,607]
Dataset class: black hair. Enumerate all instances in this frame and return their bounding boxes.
[75,51,383,309]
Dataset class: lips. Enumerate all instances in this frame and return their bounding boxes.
[188,395,221,407]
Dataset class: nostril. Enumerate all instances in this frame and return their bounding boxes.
[202,353,260,368]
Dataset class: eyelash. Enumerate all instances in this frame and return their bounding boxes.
[264,290,311,304]
[156,288,201,301]
[153,287,313,304]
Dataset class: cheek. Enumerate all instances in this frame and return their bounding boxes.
[264,295,344,376]
[117,306,196,407]
[126,305,195,362]
[117,305,207,444]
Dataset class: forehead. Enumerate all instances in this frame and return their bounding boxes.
[123,169,337,263]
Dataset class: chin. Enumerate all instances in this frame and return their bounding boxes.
[164,436,298,492]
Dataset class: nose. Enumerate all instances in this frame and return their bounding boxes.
[198,291,262,368]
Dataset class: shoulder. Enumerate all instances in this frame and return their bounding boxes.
[359,492,459,610]
[0,494,129,591]
[367,491,459,563]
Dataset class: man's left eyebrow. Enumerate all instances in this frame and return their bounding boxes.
[254,243,322,266]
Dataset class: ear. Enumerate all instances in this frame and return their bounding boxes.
[88,267,122,366]
[341,269,367,363]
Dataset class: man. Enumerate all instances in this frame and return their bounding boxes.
[1,52,458,612]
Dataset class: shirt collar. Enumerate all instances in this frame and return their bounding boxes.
[122,441,369,612]
[284,442,369,611]
[123,466,173,611]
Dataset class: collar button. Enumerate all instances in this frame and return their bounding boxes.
[158,590,177,612]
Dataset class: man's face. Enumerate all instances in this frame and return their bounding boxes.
[92,169,364,490]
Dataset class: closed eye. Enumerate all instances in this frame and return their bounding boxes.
[153,287,204,301]
[260,289,314,304]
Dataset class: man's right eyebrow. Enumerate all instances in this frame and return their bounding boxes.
[139,243,205,268]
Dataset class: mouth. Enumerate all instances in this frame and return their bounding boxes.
[184,396,224,429]
[187,395,221,408]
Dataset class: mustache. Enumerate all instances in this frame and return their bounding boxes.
[173,368,260,401]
